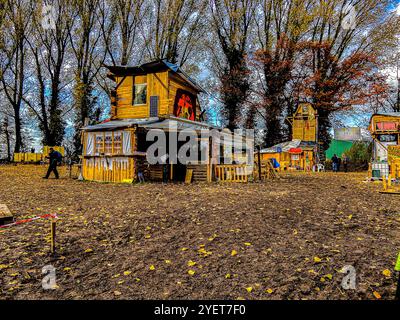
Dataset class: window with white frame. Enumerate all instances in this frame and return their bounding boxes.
[133,84,147,105]
[95,134,104,155]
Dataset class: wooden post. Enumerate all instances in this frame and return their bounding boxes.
[50,219,56,254]
[257,146,262,181]
[383,175,387,191]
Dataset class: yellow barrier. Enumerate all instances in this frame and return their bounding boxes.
[43,146,65,157]
[14,153,43,163]
[215,165,248,183]
[23,153,43,162]
[13,153,23,162]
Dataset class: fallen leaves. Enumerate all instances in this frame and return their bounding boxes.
[187,260,196,267]
[382,269,391,277]
[313,257,322,263]
[1,167,399,300]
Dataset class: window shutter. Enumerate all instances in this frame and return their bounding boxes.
[150,96,159,117]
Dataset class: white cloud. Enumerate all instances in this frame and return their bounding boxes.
[397,3,400,15]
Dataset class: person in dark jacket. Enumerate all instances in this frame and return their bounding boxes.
[331,154,339,172]
[43,148,62,179]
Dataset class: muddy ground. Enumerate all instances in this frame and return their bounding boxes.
[0,164,399,300]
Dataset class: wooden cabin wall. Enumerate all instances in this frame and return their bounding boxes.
[292,104,317,142]
[81,128,138,183]
[114,72,169,119]
[370,115,400,141]
[82,157,135,183]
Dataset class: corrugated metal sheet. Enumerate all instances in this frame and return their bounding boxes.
[81,118,160,131]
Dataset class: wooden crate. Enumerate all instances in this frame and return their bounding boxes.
[0,204,13,226]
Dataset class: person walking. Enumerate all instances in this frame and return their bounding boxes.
[331,154,339,173]
[342,154,349,173]
[43,148,62,179]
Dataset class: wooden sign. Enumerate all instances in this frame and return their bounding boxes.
[0,204,13,225]
[185,169,193,184]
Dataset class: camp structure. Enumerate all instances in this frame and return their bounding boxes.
[258,103,318,171]
[368,112,400,179]
[80,59,253,183]
[258,139,317,171]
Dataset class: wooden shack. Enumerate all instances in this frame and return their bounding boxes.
[259,103,318,171]
[81,59,253,183]
[368,113,400,178]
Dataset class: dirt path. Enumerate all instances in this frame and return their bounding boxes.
[0,165,399,300]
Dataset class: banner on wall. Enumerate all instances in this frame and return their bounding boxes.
[173,89,196,121]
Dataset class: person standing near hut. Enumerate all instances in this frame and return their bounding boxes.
[331,154,339,173]
[43,148,62,179]
[342,153,349,173]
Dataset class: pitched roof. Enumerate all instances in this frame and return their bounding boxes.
[105,59,205,93]
[373,112,400,118]
[260,140,317,154]
[81,116,220,132]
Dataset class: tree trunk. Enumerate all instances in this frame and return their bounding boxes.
[13,110,22,153]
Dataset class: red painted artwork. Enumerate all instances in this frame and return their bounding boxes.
[376,122,398,131]
[174,89,196,121]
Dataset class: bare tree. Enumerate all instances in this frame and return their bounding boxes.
[100,0,146,66]
[69,0,107,157]
[141,0,207,66]
[24,0,74,146]
[0,0,31,153]
[209,0,257,130]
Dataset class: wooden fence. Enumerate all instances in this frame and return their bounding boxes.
[82,157,135,183]
[214,164,249,183]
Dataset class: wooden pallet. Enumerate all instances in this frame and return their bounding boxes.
[0,204,13,226]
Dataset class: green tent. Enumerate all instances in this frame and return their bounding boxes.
[326,140,354,160]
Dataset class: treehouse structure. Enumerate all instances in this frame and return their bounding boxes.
[259,103,318,171]
[368,113,400,179]
[81,59,252,183]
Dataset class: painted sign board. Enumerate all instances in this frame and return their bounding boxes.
[376,122,398,131]
[334,127,361,141]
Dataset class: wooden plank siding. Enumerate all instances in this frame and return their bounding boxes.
[114,72,169,119]
[82,157,135,183]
